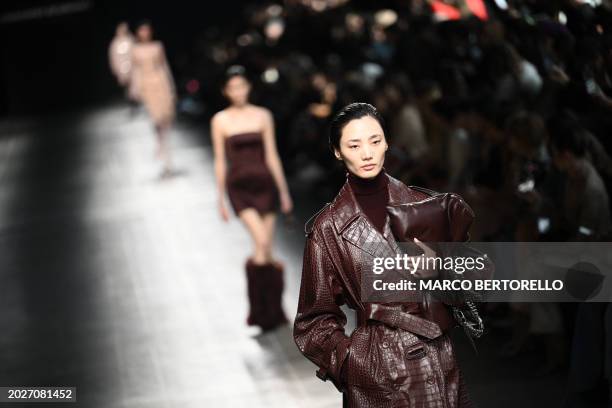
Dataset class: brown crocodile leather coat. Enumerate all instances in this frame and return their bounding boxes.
[294,173,492,407]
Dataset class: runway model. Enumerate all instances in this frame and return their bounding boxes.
[293,103,493,407]
[108,22,134,89]
[130,20,176,176]
[211,66,293,331]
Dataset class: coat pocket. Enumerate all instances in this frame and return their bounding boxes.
[395,337,441,405]
[346,325,403,388]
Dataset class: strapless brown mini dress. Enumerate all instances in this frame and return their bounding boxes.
[225,132,279,215]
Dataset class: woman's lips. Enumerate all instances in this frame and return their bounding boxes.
[361,164,376,171]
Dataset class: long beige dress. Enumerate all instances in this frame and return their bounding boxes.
[131,41,176,126]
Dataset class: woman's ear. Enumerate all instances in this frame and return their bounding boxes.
[334,148,342,161]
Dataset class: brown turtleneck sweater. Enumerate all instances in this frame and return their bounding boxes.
[348,170,389,234]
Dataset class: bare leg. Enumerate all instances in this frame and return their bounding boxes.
[155,122,172,174]
[239,209,272,264]
[260,211,286,327]
[261,212,276,259]
[154,125,162,159]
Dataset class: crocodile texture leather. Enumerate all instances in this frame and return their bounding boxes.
[294,173,492,407]
[363,303,442,339]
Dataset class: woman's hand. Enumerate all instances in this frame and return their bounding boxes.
[219,200,230,222]
[411,237,439,279]
[280,191,293,214]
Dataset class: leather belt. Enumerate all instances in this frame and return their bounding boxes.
[362,303,443,340]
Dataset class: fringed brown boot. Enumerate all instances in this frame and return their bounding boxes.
[245,258,265,327]
[263,260,288,330]
[246,258,287,331]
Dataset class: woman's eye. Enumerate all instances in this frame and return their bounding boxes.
[373,140,381,145]
[349,145,358,149]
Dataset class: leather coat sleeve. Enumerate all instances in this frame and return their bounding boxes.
[293,229,351,391]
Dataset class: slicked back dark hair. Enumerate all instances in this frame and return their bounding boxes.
[135,19,152,31]
[223,65,249,88]
[329,102,386,151]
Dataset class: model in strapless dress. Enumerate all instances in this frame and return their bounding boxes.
[225,132,279,215]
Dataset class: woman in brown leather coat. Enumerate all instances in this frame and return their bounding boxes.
[293,103,493,407]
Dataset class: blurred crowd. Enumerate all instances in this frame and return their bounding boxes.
[172,0,612,244]
[159,1,612,404]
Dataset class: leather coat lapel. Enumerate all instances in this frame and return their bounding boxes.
[343,216,398,259]
[331,173,402,259]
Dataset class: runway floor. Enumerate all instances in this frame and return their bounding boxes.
[0,104,565,407]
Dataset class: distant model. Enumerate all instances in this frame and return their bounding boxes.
[130,20,176,176]
[108,22,134,88]
[211,66,293,331]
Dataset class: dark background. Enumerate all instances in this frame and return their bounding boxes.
[0,0,244,115]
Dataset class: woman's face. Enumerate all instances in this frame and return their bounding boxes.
[334,115,388,179]
[116,23,129,37]
[224,76,250,106]
[137,24,152,42]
